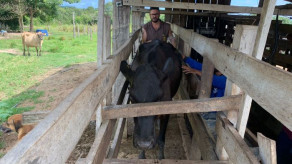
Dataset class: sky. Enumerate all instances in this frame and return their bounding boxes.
[62,0,291,9]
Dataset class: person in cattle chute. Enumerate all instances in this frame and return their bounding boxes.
[142,7,176,47]
[120,40,182,159]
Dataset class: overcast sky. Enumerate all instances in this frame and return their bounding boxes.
[62,0,290,9]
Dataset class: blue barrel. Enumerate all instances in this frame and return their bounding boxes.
[36,29,49,36]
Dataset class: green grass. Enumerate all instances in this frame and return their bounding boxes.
[0,90,44,123]
[0,25,98,122]
[0,131,4,157]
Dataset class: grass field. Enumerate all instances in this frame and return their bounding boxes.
[0,25,98,122]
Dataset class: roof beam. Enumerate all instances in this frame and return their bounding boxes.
[124,0,292,16]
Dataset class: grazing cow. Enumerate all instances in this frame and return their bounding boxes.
[3,114,35,140]
[120,40,182,159]
[21,32,44,56]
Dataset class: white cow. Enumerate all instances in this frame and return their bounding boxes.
[21,32,44,56]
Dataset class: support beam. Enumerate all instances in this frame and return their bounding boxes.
[107,93,129,158]
[132,7,259,17]
[97,0,104,67]
[252,0,276,59]
[178,81,217,160]
[124,0,261,14]
[89,119,117,164]
[103,95,242,120]
[199,57,214,99]
[171,24,292,131]
[257,133,277,164]
[216,113,260,164]
[103,159,228,164]
[103,15,111,62]
[177,114,192,160]
[124,0,292,15]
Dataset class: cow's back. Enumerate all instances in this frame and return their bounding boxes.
[133,40,182,98]
[22,32,42,47]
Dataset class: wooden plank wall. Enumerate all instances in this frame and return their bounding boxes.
[171,23,292,130]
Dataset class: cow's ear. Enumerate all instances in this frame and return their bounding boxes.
[120,60,134,84]
[162,58,174,77]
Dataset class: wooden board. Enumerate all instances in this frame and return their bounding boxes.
[252,0,276,60]
[88,119,117,164]
[198,57,214,99]
[123,0,292,15]
[103,159,228,164]
[97,0,105,67]
[216,113,260,164]
[177,114,193,160]
[171,24,292,131]
[0,30,140,164]
[22,111,50,124]
[257,133,277,164]
[178,82,217,160]
[103,95,242,120]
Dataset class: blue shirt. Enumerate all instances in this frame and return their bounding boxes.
[184,57,226,98]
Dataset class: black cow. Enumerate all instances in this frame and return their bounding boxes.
[120,40,182,159]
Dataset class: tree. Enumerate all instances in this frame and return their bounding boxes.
[0,0,28,32]
[25,0,80,31]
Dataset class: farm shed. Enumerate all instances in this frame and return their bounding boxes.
[1,0,292,163]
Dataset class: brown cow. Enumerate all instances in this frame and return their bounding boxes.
[21,32,44,56]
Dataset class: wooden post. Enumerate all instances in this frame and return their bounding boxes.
[90,27,92,40]
[77,24,80,37]
[103,15,111,62]
[164,0,172,22]
[257,133,277,164]
[97,0,105,67]
[198,57,214,99]
[132,7,141,33]
[216,25,258,160]
[73,12,76,38]
[252,0,276,59]
[113,1,130,51]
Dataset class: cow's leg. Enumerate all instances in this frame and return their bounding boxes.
[138,150,146,159]
[23,44,26,56]
[27,47,30,56]
[35,47,38,56]
[157,114,169,159]
[39,46,42,56]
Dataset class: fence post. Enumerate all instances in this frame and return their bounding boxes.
[73,12,76,38]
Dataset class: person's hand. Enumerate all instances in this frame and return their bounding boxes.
[181,54,186,59]
[182,65,201,76]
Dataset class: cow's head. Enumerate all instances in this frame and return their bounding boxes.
[120,58,174,150]
[36,32,44,40]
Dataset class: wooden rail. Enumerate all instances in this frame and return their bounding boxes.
[102,95,242,120]
[171,24,292,131]
[0,30,140,164]
[104,159,229,164]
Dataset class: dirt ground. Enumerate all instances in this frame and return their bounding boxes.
[0,62,187,162]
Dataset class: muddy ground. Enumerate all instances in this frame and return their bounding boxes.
[0,62,187,162]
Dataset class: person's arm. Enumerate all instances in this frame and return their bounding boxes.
[183,57,202,71]
[142,28,147,43]
[182,65,202,76]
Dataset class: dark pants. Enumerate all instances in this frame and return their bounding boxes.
[276,129,292,164]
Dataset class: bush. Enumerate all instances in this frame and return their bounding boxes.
[9,42,17,48]
[59,36,66,41]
